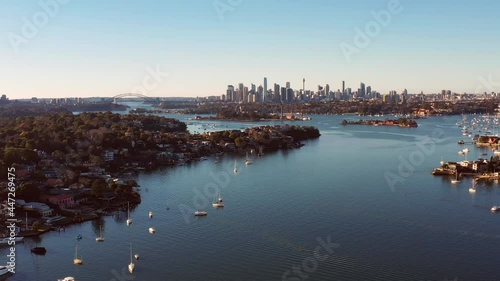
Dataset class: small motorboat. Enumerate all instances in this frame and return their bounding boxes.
[149,227,155,234]
[31,247,47,255]
[57,277,75,281]
[491,206,500,212]
[134,254,139,261]
[149,211,153,219]
[458,140,465,145]
[194,211,207,216]
[76,234,82,240]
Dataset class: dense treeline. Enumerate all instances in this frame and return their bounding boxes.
[0,112,187,167]
[180,99,500,116]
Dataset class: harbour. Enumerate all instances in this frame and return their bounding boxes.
[1,113,500,281]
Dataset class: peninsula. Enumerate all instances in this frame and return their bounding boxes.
[341,118,418,128]
[0,111,320,238]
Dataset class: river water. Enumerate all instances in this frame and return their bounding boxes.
[2,104,500,281]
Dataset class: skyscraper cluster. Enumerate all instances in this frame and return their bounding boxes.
[221,78,385,103]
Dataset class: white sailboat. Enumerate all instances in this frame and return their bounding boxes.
[96,226,104,242]
[128,243,135,273]
[126,202,132,226]
[57,277,75,281]
[149,227,155,234]
[469,180,477,193]
[245,152,253,165]
[194,210,207,216]
[212,189,224,208]
[73,246,83,265]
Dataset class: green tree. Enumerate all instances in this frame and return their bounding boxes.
[91,179,107,197]
[234,137,248,148]
[486,162,494,173]
[17,181,41,202]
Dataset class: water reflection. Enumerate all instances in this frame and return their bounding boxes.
[90,218,106,235]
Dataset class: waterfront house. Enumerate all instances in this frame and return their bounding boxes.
[69,183,85,190]
[477,135,500,145]
[22,202,53,217]
[42,194,75,208]
[16,169,31,180]
[101,150,115,161]
[44,169,57,178]
[99,192,116,203]
[46,178,64,187]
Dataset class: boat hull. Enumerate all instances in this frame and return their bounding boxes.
[31,247,47,255]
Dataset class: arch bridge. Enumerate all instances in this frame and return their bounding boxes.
[113,93,159,104]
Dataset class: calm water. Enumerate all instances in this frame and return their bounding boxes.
[3,111,500,281]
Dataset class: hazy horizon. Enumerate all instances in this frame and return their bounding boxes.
[2,0,499,99]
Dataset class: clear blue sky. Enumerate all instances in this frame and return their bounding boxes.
[1,0,499,99]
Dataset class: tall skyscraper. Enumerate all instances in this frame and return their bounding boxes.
[325,84,330,97]
[286,81,291,88]
[287,88,294,103]
[238,83,244,102]
[243,87,249,103]
[281,87,287,103]
[360,82,365,97]
[274,83,280,102]
[227,85,234,101]
[263,77,267,102]
[342,81,345,94]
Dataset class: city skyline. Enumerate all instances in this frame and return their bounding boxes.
[1,0,500,99]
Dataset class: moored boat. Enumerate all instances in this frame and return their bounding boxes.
[194,211,207,216]
[128,244,135,273]
[31,247,47,255]
[212,189,224,208]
